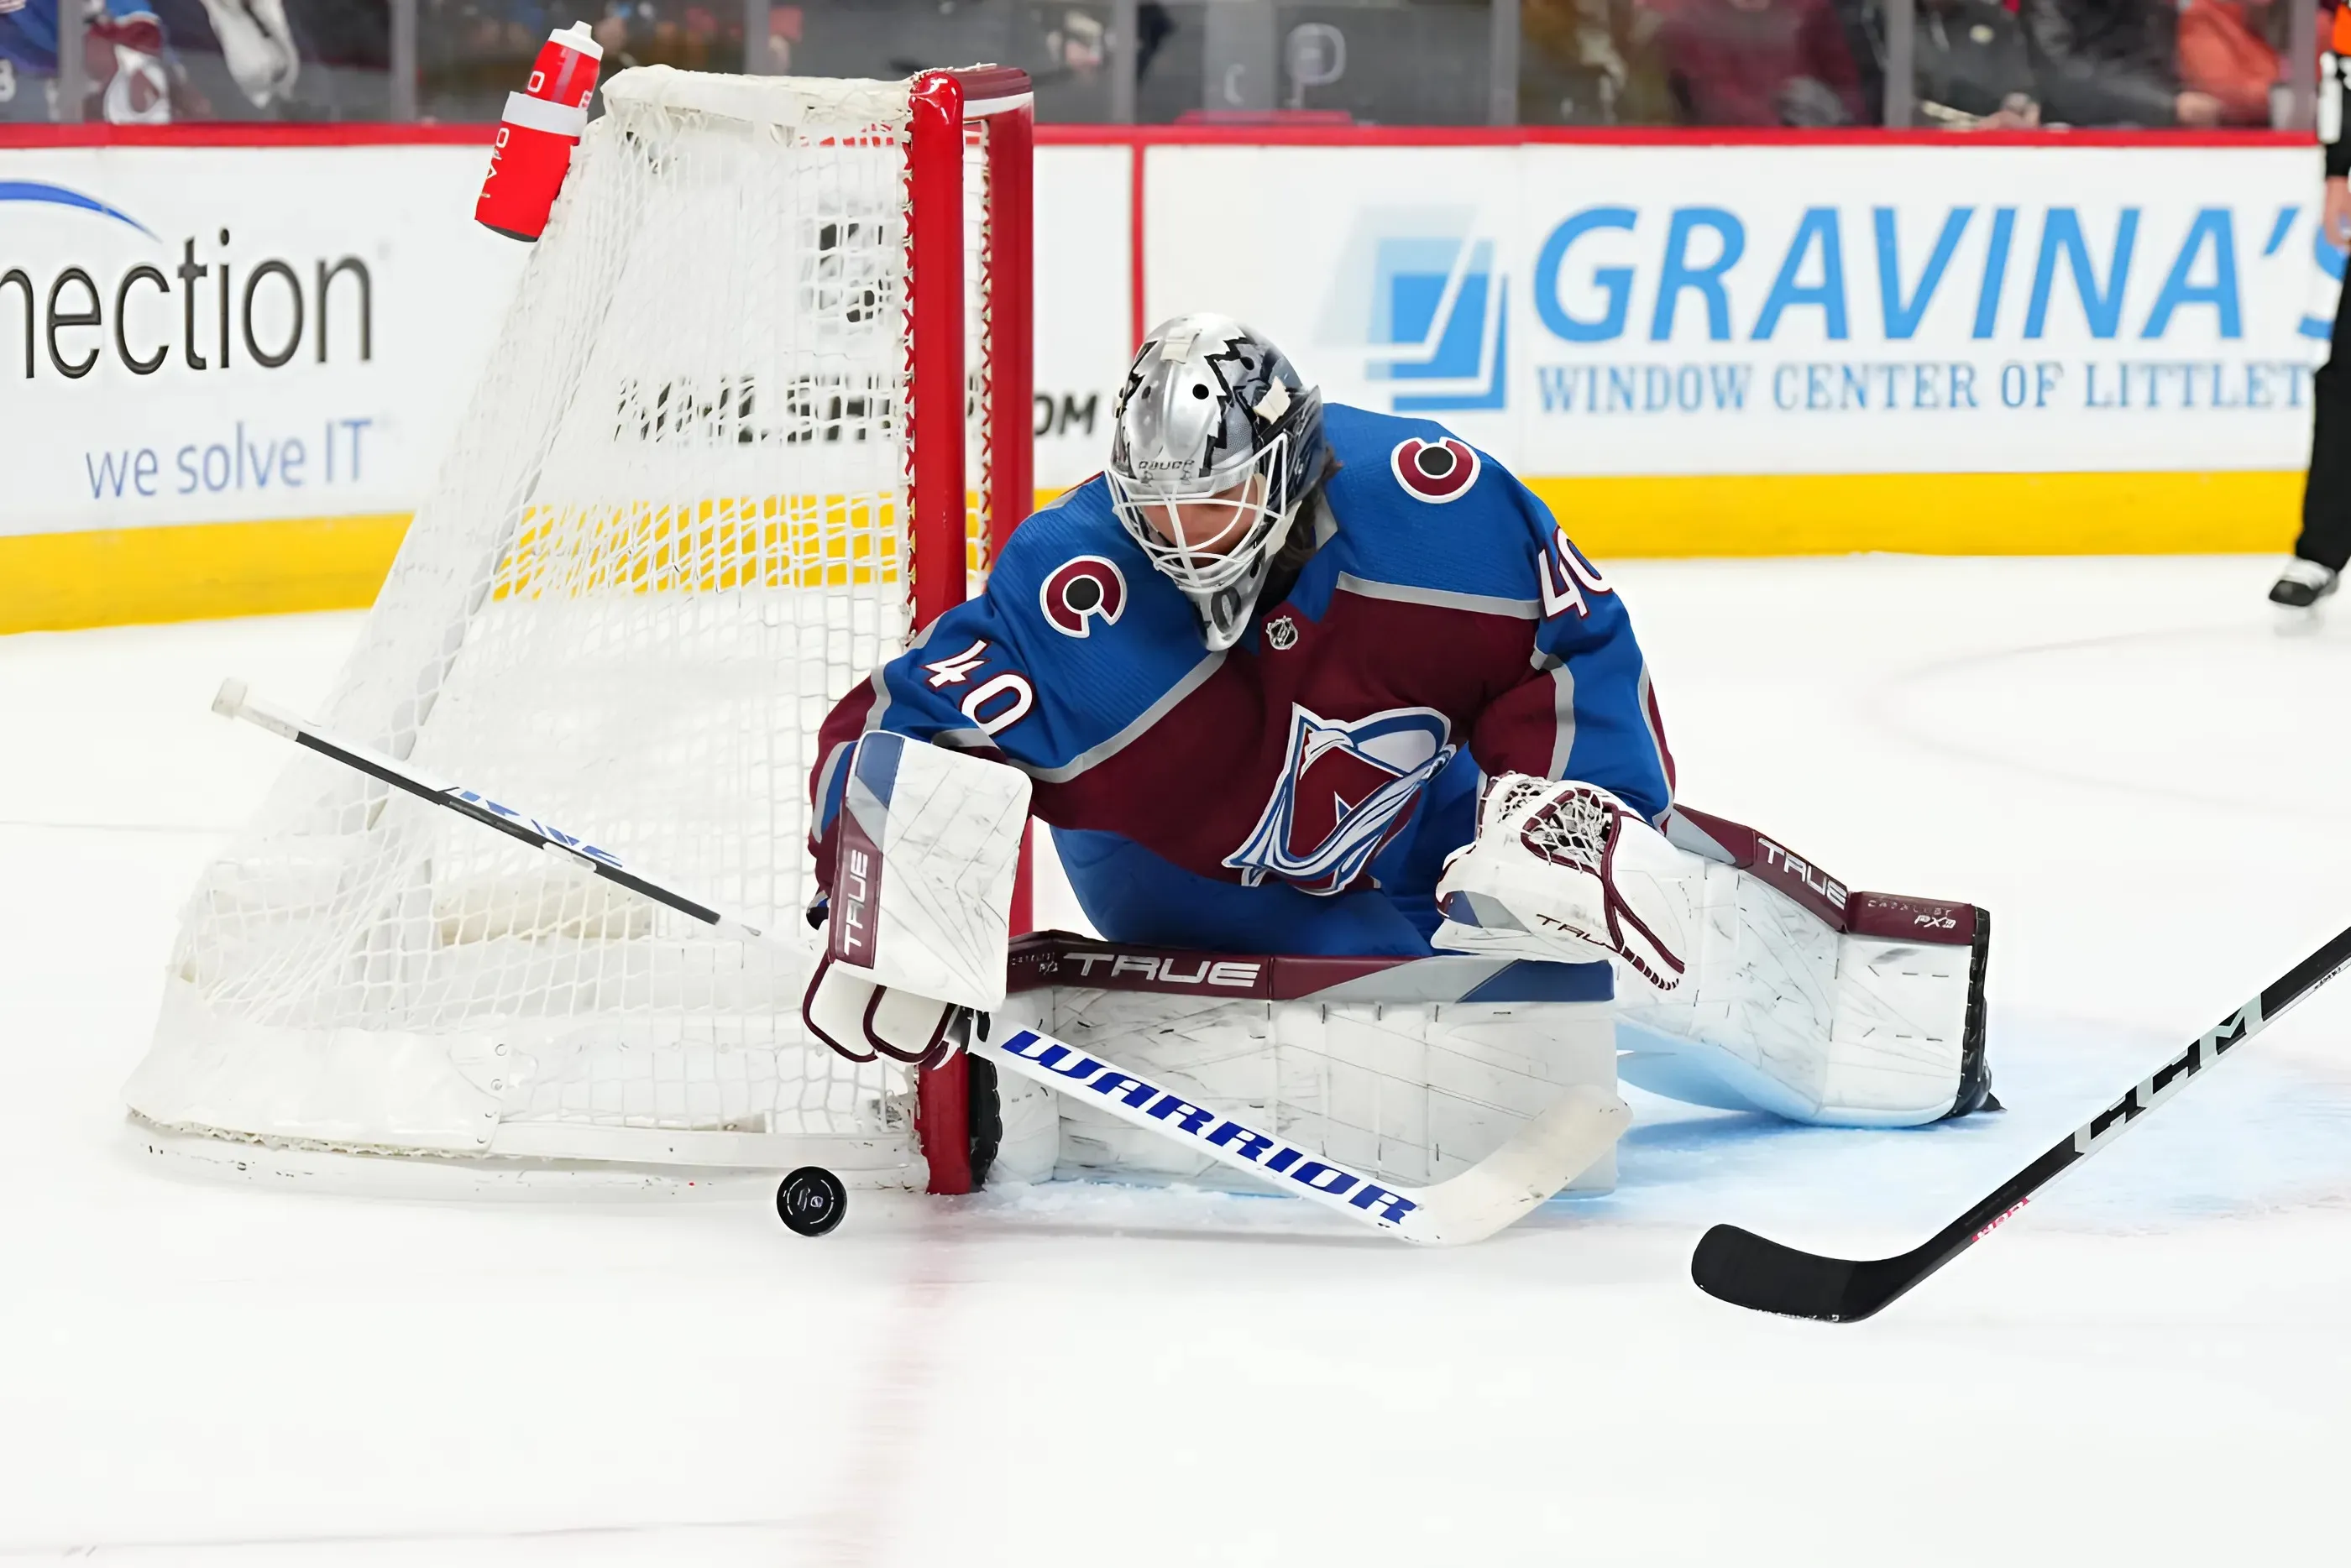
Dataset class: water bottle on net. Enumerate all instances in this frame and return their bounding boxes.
[475,21,604,242]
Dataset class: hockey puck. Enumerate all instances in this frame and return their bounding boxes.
[776,1165,847,1237]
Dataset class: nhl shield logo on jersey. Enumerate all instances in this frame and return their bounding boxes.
[1389,437,1481,504]
[1223,704,1457,895]
[1264,614,1300,651]
[1039,556,1128,637]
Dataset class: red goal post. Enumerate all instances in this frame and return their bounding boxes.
[908,65,1036,1194]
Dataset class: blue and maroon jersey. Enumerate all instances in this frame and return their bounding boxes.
[810,403,1677,957]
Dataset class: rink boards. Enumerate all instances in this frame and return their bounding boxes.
[0,127,2336,630]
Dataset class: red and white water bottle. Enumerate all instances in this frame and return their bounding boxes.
[475,21,604,242]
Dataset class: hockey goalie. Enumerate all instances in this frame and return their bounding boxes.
[806,312,1998,1203]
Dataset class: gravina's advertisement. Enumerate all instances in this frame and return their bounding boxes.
[1149,141,2341,479]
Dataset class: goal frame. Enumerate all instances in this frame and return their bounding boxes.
[128,65,1038,1199]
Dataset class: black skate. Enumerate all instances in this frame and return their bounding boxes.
[2269,559,2339,610]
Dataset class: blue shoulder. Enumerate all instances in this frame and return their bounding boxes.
[957,476,1216,757]
[985,478,1196,649]
[986,476,1132,598]
[1318,404,1552,602]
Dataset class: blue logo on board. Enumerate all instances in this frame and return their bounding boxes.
[0,181,157,239]
[1364,230,1508,413]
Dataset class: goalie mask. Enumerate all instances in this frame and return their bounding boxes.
[1106,315,1329,651]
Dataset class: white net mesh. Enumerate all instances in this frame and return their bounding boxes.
[128,70,1000,1181]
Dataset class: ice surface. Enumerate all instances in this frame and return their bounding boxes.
[5,557,2351,1565]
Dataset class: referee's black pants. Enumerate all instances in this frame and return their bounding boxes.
[2296,267,2351,570]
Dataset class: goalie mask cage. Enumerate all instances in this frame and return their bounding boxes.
[125,65,1035,1194]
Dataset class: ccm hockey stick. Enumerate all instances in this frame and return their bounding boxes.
[212,679,1628,1245]
[1692,919,2351,1321]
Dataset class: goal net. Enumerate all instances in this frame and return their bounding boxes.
[125,65,1034,1192]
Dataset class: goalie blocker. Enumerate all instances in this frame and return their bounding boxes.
[804,733,1032,1067]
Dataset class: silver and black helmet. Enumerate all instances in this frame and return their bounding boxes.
[1105,314,1328,651]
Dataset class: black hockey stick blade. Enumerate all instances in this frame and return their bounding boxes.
[1691,1142,2069,1322]
[1692,1227,1867,1322]
[1690,918,2351,1323]
[1692,1226,1934,1324]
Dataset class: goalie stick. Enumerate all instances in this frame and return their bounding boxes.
[1691,919,2351,1322]
[968,1017,1626,1245]
[211,679,1627,1245]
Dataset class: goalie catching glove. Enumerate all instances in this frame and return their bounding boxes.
[1432,774,1694,991]
[804,733,1031,1067]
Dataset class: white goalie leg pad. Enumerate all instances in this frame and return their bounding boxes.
[828,731,1031,1010]
[1613,808,1988,1128]
[987,940,1621,1194]
[1432,775,1695,991]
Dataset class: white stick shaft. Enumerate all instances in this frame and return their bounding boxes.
[212,678,771,943]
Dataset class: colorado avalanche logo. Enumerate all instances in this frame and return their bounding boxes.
[1389,437,1481,504]
[1039,556,1127,637]
[1223,705,1456,895]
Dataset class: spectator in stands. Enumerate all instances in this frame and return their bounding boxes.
[1519,0,1677,124]
[2019,0,2223,126]
[0,0,195,120]
[592,0,730,74]
[2176,0,2287,125]
[1650,0,1867,126]
[420,0,554,119]
[1903,0,2044,127]
[278,0,394,115]
[0,0,76,118]
[144,0,298,112]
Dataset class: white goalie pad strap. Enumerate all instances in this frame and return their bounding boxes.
[987,936,1620,1194]
[829,732,1031,1011]
[1614,806,1984,1127]
[1431,775,1694,991]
